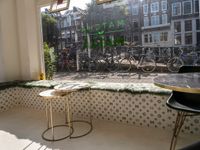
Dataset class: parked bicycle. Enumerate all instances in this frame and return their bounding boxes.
[118,46,156,73]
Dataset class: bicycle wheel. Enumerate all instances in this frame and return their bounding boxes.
[118,57,132,72]
[167,57,184,73]
[96,56,107,72]
[140,57,156,73]
[106,57,120,72]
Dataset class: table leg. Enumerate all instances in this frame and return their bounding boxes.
[49,100,54,140]
[170,111,186,150]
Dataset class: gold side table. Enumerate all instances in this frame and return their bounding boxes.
[54,82,93,139]
[39,89,73,141]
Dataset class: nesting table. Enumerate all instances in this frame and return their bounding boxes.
[39,82,92,141]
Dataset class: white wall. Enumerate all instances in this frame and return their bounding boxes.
[0,17,5,82]
[0,0,21,82]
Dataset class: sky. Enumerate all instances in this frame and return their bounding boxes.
[69,0,92,10]
[41,0,92,12]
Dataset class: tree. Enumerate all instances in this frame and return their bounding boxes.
[41,12,59,48]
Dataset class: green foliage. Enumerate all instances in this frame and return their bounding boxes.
[41,13,59,48]
[43,42,56,80]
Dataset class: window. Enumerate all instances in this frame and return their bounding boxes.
[172,2,181,16]
[183,1,192,15]
[151,2,159,13]
[161,1,167,11]
[151,15,160,26]
[162,14,168,24]
[133,21,139,28]
[149,34,152,43]
[197,32,200,46]
[185,20,192,31]
[132,5,139,15]
[185,33,193,44]
[144,34,148,43]
[144,34,152,43]
[194,0,199,13]
[143,4,148,15]
[160,32,168,41]
[134,35,139,41]
[144,17,149,27]
[174,21,181,32]
[196,19,200,30]
[175,35,181,45]
[152,32,160,42]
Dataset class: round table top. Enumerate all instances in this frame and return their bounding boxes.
[39,89,67,98]
[54,82,90,93]
[154,73,200,94]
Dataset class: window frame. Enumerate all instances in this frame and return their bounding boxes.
[194,0,199,13]
[143,4,149,15]
[132,4,139,15]
[151,2,159,13]
[174,34,182,45]
[184,20,192,32]
[160,32,168,41]
[144,17,149,27]
[183,0,192,15]
[174,21,181,33]
[162,14,168,24]
[161,1,167,11]
[151,15,160,26]
[172,2,181,16]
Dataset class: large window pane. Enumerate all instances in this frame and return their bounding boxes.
[183,1,192,15]
[160,32,168,41]
[197,32,200,46]
[143,4,148,15]
[175,35,181,45]
[185,33,193,44]
[152,32,160,42]
[132,5,139,15]
[144,17,149,27]
[151,15,160,26]
[162,14,168,24]
[185,20,192,32]
[161,1,167,11]
[172,2,181,16]
[194,0,199,13]
[151,2,159,13]
[197,19,200,30]
[174,21,181,32]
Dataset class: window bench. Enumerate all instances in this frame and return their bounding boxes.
[0,80,199,135]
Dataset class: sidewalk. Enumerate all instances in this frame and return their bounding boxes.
[53,72,167,83]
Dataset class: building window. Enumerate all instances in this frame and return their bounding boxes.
[143,4,148,15]
[162,14,168,24]
[197,19,200,30]
[152,32,160,43]
[161,1,167,11]
[151,15,160,26]
[132,5,139,15]
[183,1,192,15]
[134,35,139,42]
[133,21,139,28]
[174,21,181,32]
[185,20,192,32]
[175,35,181,45]
[160,32,168,41]
[194,0,199,13]
[172,2,181,16]
[144,34,148,43]
[144,17,149,27]
[151,2,159,13]
[185,33,193,44]
[197,32,200,46]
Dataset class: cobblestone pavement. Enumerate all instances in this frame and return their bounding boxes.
[54,72,167,83]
